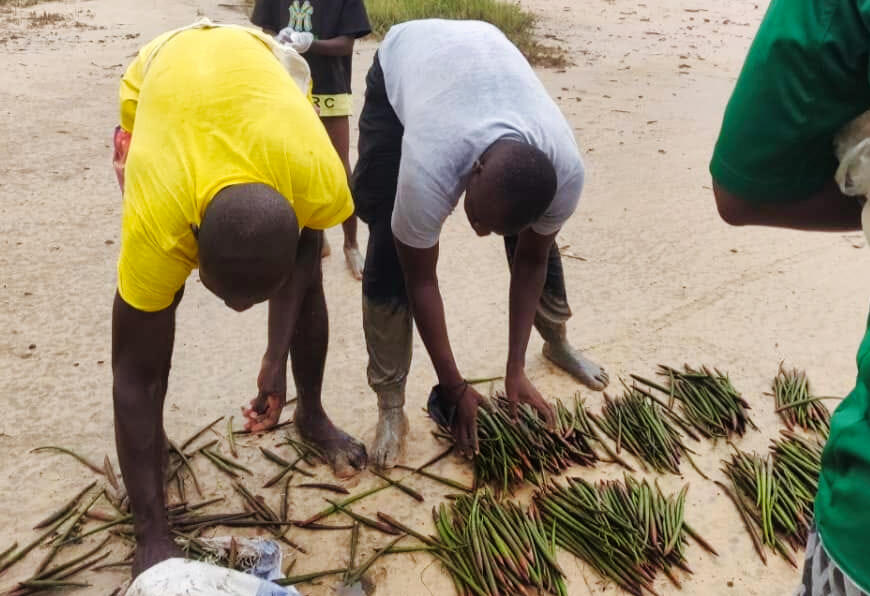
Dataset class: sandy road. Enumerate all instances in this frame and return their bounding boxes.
[0,0,867,593]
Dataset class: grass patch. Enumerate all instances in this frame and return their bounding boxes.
[28,9,65,26]
[0,0,47,6]
[365,0,567,67]
[240,0,568,67]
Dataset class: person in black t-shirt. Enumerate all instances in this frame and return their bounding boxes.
[252,0,371,280]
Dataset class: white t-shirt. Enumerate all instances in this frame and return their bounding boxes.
[378,19,585,249]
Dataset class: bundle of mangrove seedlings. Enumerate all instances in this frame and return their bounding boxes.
[770,431,823,514]
[590,387,696,475]
[772,366,830,435]
[632,365,756,439]
[535,475,716,595]
[437,394,602,493]
[719,433,822,566]
[430,489,567,596]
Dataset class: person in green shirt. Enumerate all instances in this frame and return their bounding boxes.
[710,0,870,592]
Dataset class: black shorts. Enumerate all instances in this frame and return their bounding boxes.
[351,52,404,226]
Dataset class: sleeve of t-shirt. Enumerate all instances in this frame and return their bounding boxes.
[119,31,176,133]
[337,0,372,38]
[250,0,282,32]
[117,206,193,313]
[390,155,454,249]
[119,57,144,133]
[531,166,583,237]
[709,0,870,203]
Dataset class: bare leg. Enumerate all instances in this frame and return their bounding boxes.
[113,290,185,578]
[292,231,367,475]
[341,217,363,279]
[322,115,364,279]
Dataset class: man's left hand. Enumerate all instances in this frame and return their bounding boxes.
[505,369,555,426]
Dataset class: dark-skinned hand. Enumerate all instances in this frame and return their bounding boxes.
[243,359,287,432]
[505,369,555,427]
[443,382,485,458]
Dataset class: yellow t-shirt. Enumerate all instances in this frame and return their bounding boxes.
[118,26,353,312]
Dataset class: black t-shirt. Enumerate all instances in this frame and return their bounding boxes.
[251,0,371,95]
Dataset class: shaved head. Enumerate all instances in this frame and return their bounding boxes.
[198,183,299,311]
[464,139,558,237]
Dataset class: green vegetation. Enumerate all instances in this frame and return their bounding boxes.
[240,0,567,67]
[0,0,45,7]
[365,0,567,66]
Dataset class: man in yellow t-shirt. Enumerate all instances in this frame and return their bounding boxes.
[112,24,367,577]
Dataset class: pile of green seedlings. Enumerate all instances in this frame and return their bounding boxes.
[718,431,823,566]
[436,394,605,493]
[633,365,756,439]
[590,387,700,476]
[3,359,830,596]
[428,489,566,596]
[535,475,717,596]
[772,366,831,435]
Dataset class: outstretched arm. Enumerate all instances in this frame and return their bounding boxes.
[309,35,355,56]
[242,276,301,433]
[505,229,557,423]
[394,238,484,454]
[112,289,183,576]
[243,216,300,433]
[713,179,861,231]
[394,240,461,387]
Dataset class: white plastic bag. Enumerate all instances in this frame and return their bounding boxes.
[196,537,284,582]
[126,558,302,596]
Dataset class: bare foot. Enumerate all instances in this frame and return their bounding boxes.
[321,236,332,258]
[297,409,367,477]
[371,407,408,469]
[543,341,610,390]
[132,535,185,579]
[343,244,364,281]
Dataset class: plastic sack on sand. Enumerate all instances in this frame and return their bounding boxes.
[194,537,284,582]
[126,558,301,596]
[835,111,870,244]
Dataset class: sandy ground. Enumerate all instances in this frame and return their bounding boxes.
[1,0,868,594]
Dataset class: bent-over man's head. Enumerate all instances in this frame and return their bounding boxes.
[463,139,558,237]
[198,183,299,312]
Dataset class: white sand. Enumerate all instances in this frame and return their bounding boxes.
[1,0,867,594]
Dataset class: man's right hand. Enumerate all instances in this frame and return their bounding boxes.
[443,382,485,457]
[243,358,287,432]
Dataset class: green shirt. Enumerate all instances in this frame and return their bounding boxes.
[710,0,870,589]
[711,0,870,202]
[816,314,870,591]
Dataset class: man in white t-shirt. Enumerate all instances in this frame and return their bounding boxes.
[352,19,609,467]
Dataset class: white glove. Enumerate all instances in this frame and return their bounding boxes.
[277,28,314,54]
